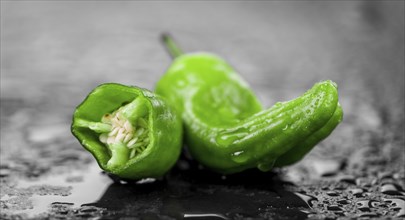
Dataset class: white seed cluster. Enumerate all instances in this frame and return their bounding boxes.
[99,111,149,159]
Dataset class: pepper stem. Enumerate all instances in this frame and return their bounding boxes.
[161,33,184,59]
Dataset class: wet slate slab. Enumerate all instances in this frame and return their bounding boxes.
[1,1,404,219]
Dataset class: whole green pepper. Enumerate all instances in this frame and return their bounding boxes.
[156,34,343,174]
[71,83,182,179]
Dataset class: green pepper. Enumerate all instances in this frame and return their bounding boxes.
[71,83,182,179]
[156,34,343,174]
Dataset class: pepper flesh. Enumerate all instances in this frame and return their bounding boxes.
[72,83,182,179]
[156,43,343,174]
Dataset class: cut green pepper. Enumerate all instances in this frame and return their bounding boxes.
[156,34,343,174]
[72,83,182,179]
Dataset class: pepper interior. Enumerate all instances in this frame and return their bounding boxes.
[75,96,150,169]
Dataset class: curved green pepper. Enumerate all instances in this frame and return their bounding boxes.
[156,35,343,174]
[71,83,182,179]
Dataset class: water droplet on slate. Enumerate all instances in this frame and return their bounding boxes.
[338,175,356,185]
[80,206,98,213]
[294,192,318,208]
[57,210,68,215]
[381,184,403,195]
[300,209,312,214]
[326,191,339,197]
[356,200,371,212]
[337,199,349,205]
[383,198,405,217]
[136,178,156,185]
[349,188,364,197]
[184,213,228,219]
[119,180,129,184]
[0,167,11,177]
[364,192,374,197]
[369,200,380,208]
[378,172,392,180]
[380,178,396,185]
[327,205,343,211]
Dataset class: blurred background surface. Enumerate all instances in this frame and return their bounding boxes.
[1,1,404,219]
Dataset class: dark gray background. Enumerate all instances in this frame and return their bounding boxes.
[1,1,404,219]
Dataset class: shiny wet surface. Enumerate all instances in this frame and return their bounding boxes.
[1,1,404,219]
[95,161,309,219]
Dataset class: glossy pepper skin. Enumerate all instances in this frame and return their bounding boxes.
[156,37,343,174]
[72,83,182,180]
